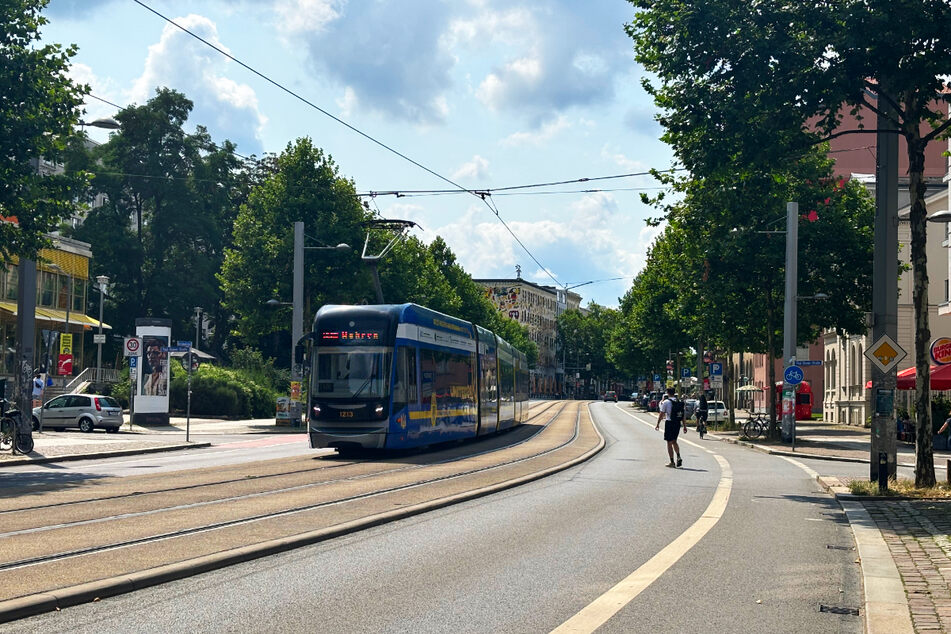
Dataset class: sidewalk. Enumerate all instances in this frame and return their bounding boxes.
[0,416,305,465]
[704,419,950,633]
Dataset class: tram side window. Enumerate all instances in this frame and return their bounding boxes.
[394,346,418,406]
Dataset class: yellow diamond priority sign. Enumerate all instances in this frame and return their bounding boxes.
[865,334,907,374]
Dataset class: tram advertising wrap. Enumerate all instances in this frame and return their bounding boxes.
[305,304,529,453]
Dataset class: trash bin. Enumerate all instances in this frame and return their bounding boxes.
[275,397,292,425]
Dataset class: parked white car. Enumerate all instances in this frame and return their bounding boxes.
[32,393,124,433]
[707,400,728,422]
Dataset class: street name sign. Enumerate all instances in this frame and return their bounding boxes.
[865,334,906,374]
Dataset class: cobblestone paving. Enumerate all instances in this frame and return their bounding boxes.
[865,500,951,632]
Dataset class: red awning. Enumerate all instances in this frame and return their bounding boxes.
[895,364,951,390]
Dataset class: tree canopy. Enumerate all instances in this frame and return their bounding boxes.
[0,0,88,262]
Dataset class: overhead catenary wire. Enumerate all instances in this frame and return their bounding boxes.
[133,0,573,290]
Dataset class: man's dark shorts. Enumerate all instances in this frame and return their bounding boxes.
[664,420,682,441]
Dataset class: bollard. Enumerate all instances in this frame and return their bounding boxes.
[947,460,950,486]
[878,452,888,493]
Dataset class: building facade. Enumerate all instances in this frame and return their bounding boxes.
[1,236,108,386]
[475,277,570,397]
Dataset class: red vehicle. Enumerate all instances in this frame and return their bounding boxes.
[773,380,814,420]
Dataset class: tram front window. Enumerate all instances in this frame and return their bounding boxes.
[316,350,391,399]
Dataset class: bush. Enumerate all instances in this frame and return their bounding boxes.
[169,363,278,418]
[932,396,951,427]
[230,347,289,393]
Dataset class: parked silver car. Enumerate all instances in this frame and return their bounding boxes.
[32,393,124,433]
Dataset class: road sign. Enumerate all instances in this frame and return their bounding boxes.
[653,374,661,381]
[784,365,804,385]
[124,337,141,357]
[794,360,822,366]
[180,356,201,371]
[162,345,190,353]
[93,334,106,344]
[177,340,192,348]
[710,375,723,388]
[865,334,907,374]
[129,356,137,368]
[710,362,723,376]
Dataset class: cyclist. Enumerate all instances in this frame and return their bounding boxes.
[696,394,709,438]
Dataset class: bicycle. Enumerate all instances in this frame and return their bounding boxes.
[742,412,770,440]
[0,398,34,454]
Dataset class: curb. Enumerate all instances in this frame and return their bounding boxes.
[0,423,606,623]
[0,442,212,467]
[713,434,903,465]
[814,477,914,634]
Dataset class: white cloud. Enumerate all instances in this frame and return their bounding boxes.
[336,87,359,118]
[601,144,650,173]
[501,115,570,147]
[427,193,648,297]
[129,14,267,153]
[274,0,341,34]
[452,155,490,181]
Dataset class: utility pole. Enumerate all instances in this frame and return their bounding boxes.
[781,202,799,447]
[869,92,899,483]
[15,259,37,445]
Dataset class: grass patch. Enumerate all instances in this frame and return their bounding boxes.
[847,478,951,498]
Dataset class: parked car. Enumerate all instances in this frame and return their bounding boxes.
[684,398,699,419]
[647,391,663,412]
[603,390,618,402]
[707,400,729,422]
[32,393,124,433]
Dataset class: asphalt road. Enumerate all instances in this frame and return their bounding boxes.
[3,402,863,633]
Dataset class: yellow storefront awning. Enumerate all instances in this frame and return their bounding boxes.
[0,300,111,330]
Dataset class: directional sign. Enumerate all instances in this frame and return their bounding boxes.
[124,336,141,357]
[784,365,804,385]
[865,334,907,374]
[176,341,192,348]
[794,360,822,366]
[162,345,190,353]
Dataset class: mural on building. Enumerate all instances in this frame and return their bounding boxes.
[485,286,521,321]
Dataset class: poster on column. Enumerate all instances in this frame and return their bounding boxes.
[134,318,172,426]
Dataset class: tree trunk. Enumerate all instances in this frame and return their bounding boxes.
[908,133,936,488]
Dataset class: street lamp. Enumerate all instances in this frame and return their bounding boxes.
[95,275,109,383]
[78,117,120,131]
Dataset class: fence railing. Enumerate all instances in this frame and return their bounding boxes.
[64,367,120,392]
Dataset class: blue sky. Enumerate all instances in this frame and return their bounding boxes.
[43,0,672,307]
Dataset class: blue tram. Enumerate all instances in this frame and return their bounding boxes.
[305,303,530,451]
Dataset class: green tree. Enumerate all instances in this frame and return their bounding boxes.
[69,88,246,348]
[629,0,951,486]
[0,0,88,261]
[219,137,372,359]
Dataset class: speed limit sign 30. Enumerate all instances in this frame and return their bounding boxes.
[124,337,142,357]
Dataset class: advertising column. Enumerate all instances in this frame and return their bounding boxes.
[133,318,172,426]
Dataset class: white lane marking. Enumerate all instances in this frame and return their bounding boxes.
[551,407,733,633]
[777,455,819,480]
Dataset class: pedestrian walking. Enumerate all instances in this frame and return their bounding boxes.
[655,387,687,467]
[696,394,709,438]
[32,371,44,408]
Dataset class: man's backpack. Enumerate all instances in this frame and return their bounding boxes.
[670,398,685,424]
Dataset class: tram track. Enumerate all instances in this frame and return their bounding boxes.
[0,401,569,546]
[0,400,602,618]
[0,402,582,572]
[0,399,562,516]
